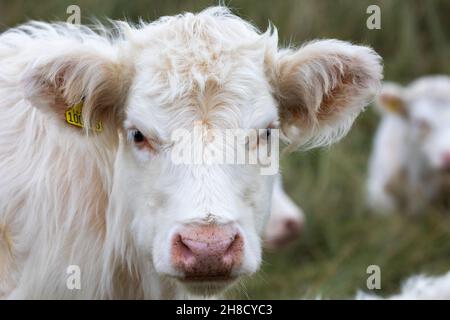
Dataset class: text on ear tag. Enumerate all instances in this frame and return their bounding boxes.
[65,101,103,132]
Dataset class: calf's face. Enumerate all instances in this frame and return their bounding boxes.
[120,42,279,291]
[24,8,382,295]
[410,97,450,173]
[378,77,450,173]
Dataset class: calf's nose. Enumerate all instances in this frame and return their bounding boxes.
[171,224,243,280]
[267,217,303,249]
[285,217,302,234]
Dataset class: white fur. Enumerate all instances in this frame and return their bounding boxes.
[0,7,382,299]
[367,112,409,212]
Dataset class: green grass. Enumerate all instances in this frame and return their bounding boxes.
[227,110,450,299]
[229,208,450,299]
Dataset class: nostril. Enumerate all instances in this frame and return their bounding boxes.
[181,238,208,254]
[225,234,238,254]
[172,235,197,269]
[223,233,243,265]
[284,218,301,234]
[177,235,196,265]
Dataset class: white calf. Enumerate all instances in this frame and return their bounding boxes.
[0,6,381,299]
[367,76,450,213]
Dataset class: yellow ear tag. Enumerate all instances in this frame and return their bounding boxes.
[65,101,103,132]
[385,99,401,113]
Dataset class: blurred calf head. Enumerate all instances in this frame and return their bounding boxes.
[378,76,450,172]
[368,76,450,212]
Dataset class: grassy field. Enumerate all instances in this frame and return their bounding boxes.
[1,0,449,299]
[229,110,450,299]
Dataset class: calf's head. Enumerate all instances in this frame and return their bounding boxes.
[24,7,382,295]
[377,76,450,173]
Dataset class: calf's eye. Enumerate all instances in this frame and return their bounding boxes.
[127,128,160,154]
[133,130,145,143]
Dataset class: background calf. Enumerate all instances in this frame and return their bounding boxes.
[367,76,450,213]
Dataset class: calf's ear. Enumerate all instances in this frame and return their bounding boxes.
[375,82,407,117]
[267,39,383,149]
[23,46,133,133]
